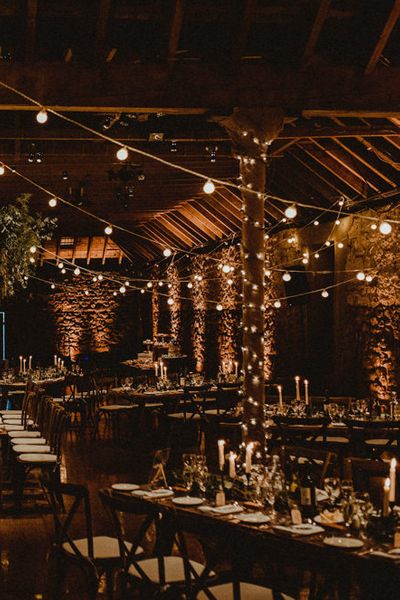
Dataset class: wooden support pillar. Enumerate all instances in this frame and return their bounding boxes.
[218,108,284,451]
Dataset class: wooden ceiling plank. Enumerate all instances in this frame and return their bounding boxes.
[156,215,197,246]
[159,212,208,244]
[95,0,112,60]
[179,206,222,238]
[332,137,397,187]
[25,0,38,64]
[168,0,185,61]
[192,201,234,236]
[143,223,189,250]
[201,198,240,230]
[169,212,211,242]
[310,138,381,192]
[213,190,243,220]
[101,236,108,265]
[86,237,92,265]
[302,0,331,66]
[289,147,355,197]
[299,144,368,196]
[365,0,400,74]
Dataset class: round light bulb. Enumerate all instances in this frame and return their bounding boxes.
[314,253,320,259]
[29,257,35,264]
[313,220,319,226]
[222,265,230,274]
[163,248,172,257]
[92,276,97,282]
[335,219,341,226]
[325,240,331,247]
[58,262,64,269]
[321,289,329,298]
[337,242,344,249]
[264,269,271,277]
[158,281,163,287]
[371,223,378,230]
[140,288,145,294]
[116,146,128,161]
[119,286,126,294]
[74,267,80,276]
[104,225,113,235]
[146,281,153,288]
[274,300,281,308]
[113,291,117,296]
[282,272,291,282]
[216,303,223,311]
[84,290,89,295]
[125,281,130,286]
[284,204,297,219]
[379,221,392,235]
[167,298,174,306]
[50,283,55,289]
[98,274,103,281]
[29,245,37,254]
[203,179,215,194]
[366,275,373,282]
[0,165,5,176]
[356,271,365,281]
[36,109,48,124]
[48,197,57,208]
[61,268,66,274]
[227,278,233,286]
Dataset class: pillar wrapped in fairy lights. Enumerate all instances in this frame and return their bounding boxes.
[219,108,284,450]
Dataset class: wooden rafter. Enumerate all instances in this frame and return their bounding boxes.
[302,0,331,66]
[170,212,211,242]
[86,237,92,265]
[179,206,221,238]
[233,0,257,62]
[25,0,38,63]
[95,0,112,60]
[168,0,185,61]
[289,147,354,197]
[154,216,197,247]
[365,0,400,74]
[101,236,108,265]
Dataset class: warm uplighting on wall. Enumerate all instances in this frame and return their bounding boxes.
[167,264,182,348]
[191,257,207,372]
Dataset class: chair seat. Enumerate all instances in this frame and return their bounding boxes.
[8,430,41,438]
[365,439,397,446]
[314,436,349,444]
[4,424,25,431]
[197,583,294,600]
[99,405,135,412]
[0,410,22,415]
[63,536,143,561]
[13,444,51,453]
[11,437,47,445]
[18,452,57,463]
[128,556,212,584]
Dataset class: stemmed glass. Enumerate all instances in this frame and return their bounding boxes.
[323,477,340,506]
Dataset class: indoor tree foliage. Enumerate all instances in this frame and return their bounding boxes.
[0,194,56,298]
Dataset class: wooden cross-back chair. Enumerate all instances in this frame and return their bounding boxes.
[271,415,331,449]
[344,418,400,459]
[282,445,338,487]
[45,545,99,600]
[99,488,211,599]
[42,478,139,600]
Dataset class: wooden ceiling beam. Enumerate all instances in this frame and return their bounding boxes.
[95,0,112,61]
[155,215,197,247]
[233,0,257,62]
[179,206,222,238]
[302,0,331,67]
[365,0,400,74]
[25,0,38,64]
[142,222,189,250]
[168,0,185,61]
[168,212,210,242]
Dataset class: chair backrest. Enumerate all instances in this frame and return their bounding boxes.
[42,479,95,560]
[99,488,172,586]
[343,457,392,505]
[216,384,240,413]
[283,445,338,486]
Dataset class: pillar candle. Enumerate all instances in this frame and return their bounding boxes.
[217,439,225,470]
[390,458,397,503]
[19,356,23,373]
[383,477,391,516]
[228,452,236,479]
[304,380,309,406]
[277,385,283,408]
[28,356,32,371]
[245,442,254,474]
[295,376,301,401]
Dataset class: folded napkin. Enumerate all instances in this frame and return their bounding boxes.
[144,488,173,498]
[274,524,324,536]
[210,504,243,515]
[370,550,400,561]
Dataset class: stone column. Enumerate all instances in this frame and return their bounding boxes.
[218,108,284,450]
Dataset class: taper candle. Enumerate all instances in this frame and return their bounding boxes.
[295,376,301,401]
[304,380,309,406]
[228,452,236,479]
[383,477,391,516]
[217,440,225,470]
[390,458,397,503]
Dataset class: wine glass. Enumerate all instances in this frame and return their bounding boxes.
[340,479,354,500]
[323,477,340,506]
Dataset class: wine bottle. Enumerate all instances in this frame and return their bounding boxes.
[299,464,316,518]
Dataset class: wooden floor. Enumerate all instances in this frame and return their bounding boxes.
[0,422,158,600]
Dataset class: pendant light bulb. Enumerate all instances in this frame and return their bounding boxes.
[116,146,128,161]
[284,204,297,219]
[36,109,48,124]
[104,224,113,235]
[203,179,215,194]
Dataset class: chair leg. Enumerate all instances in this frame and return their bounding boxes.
[105,567,114,600]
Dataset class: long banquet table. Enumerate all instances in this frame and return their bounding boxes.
[108,487,400,600]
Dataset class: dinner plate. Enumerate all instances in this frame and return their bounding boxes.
[111,483,140,492]
[315,513,344,525]
[172,496,204,506]
[237,512,270,524]
[323,536,364,549]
